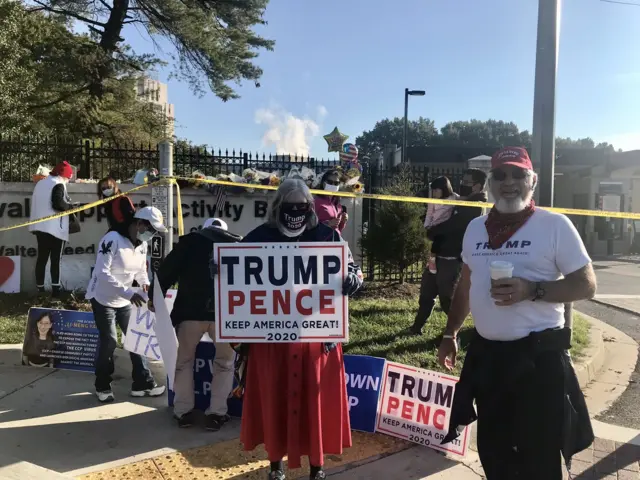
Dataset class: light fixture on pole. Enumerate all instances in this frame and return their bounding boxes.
[403,88,426,163]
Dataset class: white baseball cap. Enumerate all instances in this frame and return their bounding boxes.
[203,217,228,231]
[134,206,168,233]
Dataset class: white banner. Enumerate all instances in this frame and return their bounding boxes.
[214,242,348,343]
[123,288,177,361]
[375,362,471,457]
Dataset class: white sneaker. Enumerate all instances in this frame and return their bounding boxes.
[96,390,115,403]
[130,384,166,398]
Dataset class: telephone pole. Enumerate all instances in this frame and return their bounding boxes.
[531,0,561,207]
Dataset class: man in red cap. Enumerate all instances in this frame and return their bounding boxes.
[436,147,597,479]
[29,161,77,296]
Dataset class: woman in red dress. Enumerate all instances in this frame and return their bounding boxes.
[239,179,363,480]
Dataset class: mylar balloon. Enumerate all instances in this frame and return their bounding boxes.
[323,127,349,153]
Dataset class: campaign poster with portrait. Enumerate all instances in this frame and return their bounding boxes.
[21,308,99,372]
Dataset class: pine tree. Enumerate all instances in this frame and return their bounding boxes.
[360,166,429,284]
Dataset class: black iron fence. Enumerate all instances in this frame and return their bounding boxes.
[360,164,467,283]
[0,136,469,283]
[0,136,341,182]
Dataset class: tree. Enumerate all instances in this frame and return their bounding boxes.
[355,117,439,159]
[359,166,429,284]
[439,119,530,147]
[0,0,167,142]
[26,0,275,133]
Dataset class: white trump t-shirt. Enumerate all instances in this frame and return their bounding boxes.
[462,208,591,341]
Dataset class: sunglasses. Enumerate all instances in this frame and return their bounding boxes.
[325,179,340,186]
[282,203,311,211]
[492,168,528,181]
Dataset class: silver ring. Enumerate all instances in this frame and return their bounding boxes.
[509,294,512,300]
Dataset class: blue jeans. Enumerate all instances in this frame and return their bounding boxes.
[91,299,154,392]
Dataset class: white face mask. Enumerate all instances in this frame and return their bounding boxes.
[102,188,114,197]
[137,230,155,243]
[324,184,339,193]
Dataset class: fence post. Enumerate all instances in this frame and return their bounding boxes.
[243,152,249,170]
[157,140,174,257]
[79,140,91,179]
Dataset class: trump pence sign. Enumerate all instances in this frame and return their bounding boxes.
[214,242,348,343]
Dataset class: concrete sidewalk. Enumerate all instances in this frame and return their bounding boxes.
[0,310,637,480]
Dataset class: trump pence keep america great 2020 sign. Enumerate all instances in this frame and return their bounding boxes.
[214,242,348,343]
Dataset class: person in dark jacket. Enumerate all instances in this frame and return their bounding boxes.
[97,177,136,233]
[238,179,363,480]
[410,168,488,334]
[437,147,596,479]
[149,218,242,431]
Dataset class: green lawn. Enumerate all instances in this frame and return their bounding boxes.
[0,285,591,375]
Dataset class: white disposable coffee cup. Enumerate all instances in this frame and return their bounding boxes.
[490,260,514,280]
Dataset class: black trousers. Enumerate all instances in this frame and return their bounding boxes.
[476,349,565,480]
[34,232,65,288]
[413,257,461,329]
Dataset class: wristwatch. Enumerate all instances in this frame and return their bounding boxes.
[532,282,545,301]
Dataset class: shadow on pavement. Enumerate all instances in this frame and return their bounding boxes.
[0,345,239,474]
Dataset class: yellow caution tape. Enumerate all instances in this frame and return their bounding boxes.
[1,174,638,234]
[173,176,640,220]
[0,182,159,233]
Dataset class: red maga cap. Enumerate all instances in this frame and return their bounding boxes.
[491,147,533,171]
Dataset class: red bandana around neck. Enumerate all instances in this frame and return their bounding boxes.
[485,200,536,250]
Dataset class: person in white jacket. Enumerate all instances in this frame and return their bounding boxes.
[86,206,168,403]
[29,161,75,296]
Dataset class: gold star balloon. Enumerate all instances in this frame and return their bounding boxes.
[323,127,349,152]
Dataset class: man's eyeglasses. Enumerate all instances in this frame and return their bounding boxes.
[491,168,528,181]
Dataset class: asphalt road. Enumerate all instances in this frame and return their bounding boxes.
[576,260,640,428]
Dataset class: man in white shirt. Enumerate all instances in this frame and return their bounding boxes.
[437,147,597,479]
[86,206,168,403]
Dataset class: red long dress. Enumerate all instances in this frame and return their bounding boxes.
[240,342,352,468]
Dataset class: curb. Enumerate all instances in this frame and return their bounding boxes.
[573,310,639,418]
[592,298,640,317]
[573,314,606,389]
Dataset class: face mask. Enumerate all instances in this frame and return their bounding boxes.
[102,188,114,197]
[279,205,309,236]
[324,183,339,193]
[137,230,155,243]
[459,185,473,197]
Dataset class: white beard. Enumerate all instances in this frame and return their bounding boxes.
[494,191,534,214]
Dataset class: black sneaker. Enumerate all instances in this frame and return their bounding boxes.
[176,411,196,428]
[205,413,231,431]
[131,383,166,398]
[310,471,326,480]
[268,470,285,480]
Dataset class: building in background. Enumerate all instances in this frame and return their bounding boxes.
[135,77,175,138]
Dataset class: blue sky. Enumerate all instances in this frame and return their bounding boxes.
[123,0,640,157]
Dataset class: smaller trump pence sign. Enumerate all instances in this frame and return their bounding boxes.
[214,242,348,343]
[376,362,471,457]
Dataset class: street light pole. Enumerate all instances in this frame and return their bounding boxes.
[403,88,409,164]
[531,0,561,207]
[402,88,426,164]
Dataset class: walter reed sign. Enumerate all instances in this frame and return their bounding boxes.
[214,242,348,343]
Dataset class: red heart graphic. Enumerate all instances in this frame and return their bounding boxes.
[0,257,15,287]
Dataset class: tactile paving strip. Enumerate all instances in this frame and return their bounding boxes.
[79,431,411,480]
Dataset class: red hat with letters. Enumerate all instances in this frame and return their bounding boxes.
[52,161,73,179]
[491,147,533,171]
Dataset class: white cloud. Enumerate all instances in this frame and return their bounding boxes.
[254,104,327,156]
